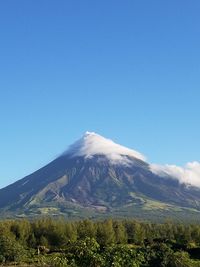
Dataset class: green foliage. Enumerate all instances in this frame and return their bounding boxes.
[96,219,115,246]
[0,234,27,263]
[66,237,104,267]
[168,251,197,267]
[77,219,96,239]
[125,220,145,245]
[10,219,31,246]
[65,222,77,243]
[104,245,145,267]
[113,220,127,244]
[0,218,200,266]
[37,253,69,267]
[143,243,174,267]
[39,235,49,247]
[27,232,37,247]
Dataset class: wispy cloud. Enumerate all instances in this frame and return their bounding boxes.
[151,161,200,187]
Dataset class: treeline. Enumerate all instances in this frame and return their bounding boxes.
[1,218,200,266]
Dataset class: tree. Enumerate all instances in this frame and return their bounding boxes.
[113,220,127,244]
[10,219,31,246]
[125,221,145,245]
[77,219,96,239]
[96,219,115,246]
[65,222,77,243]
[27,233,37,248]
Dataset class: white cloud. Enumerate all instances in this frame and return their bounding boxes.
[63,131,146,164]
[63,131,200,188]
[151,161,200,188]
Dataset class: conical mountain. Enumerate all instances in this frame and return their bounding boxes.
[1,132,200,220]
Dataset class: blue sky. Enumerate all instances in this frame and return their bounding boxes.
[0,0,200,188]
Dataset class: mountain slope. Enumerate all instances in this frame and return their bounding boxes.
[1,132,200,219]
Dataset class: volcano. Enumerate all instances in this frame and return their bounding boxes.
[1,132,200,220]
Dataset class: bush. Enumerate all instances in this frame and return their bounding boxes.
[103,245,145,267]
[66,237,104,267]
[0,234,27,263]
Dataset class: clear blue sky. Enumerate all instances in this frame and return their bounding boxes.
[0,0,200,188]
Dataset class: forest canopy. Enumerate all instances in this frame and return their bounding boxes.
[0,218,200,266]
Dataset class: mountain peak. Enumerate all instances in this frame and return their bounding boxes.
[63,131,146,164]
